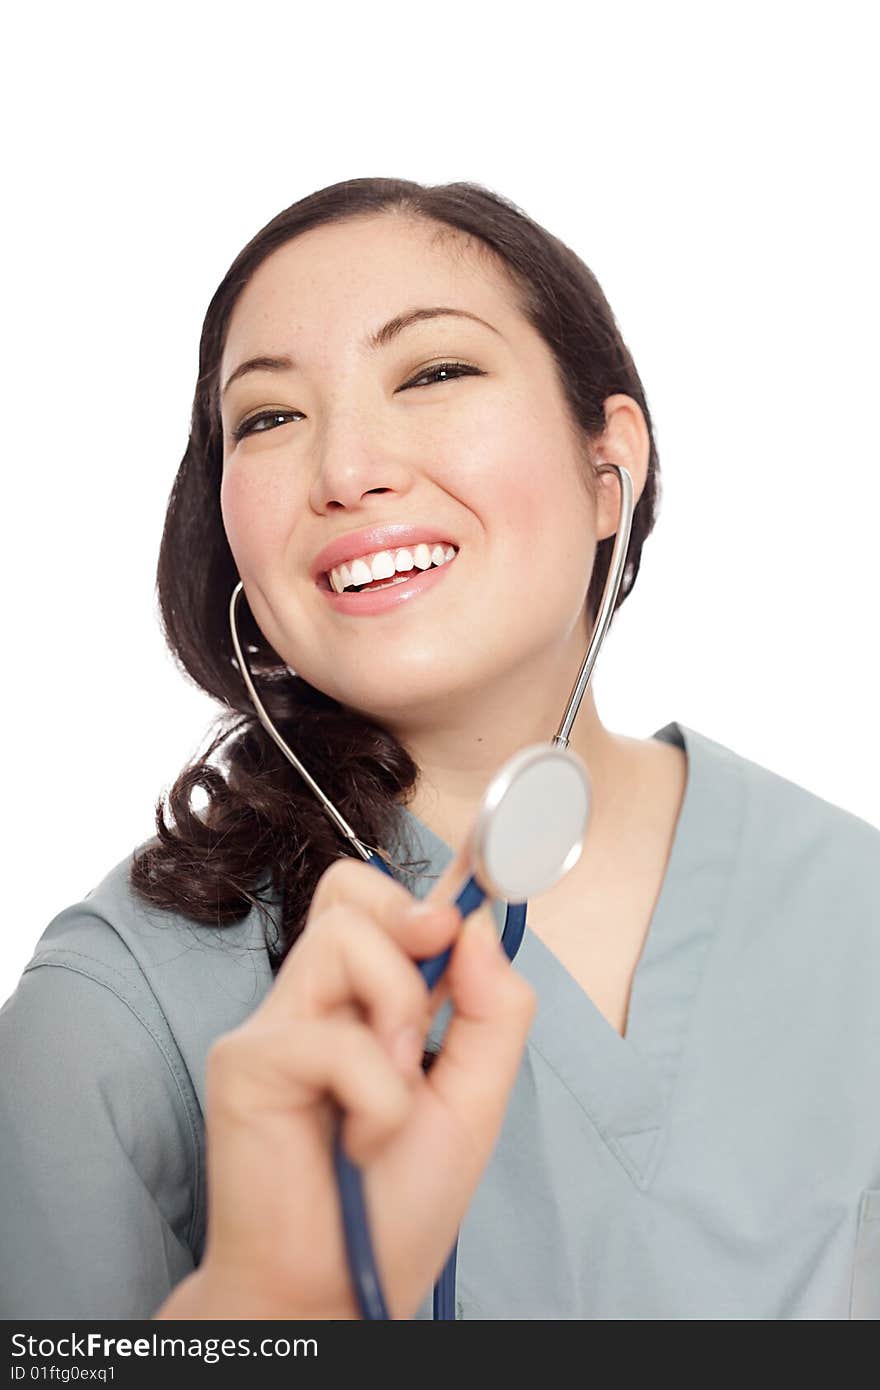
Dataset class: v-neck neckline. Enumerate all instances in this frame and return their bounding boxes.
[394,722,748,1187]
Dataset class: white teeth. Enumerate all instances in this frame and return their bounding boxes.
[348,557,373,586]
[370,550,396,581]
[327,542,459,593]
[412,543,433,570]
[362,572,416,592]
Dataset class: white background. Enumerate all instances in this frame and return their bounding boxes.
[2,2,877,1003]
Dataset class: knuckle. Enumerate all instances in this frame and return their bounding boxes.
[400,959,432,1014]
[204,1028,263,1122]
[335,1017,372,1064]
[316,854,371,902]
[303,899,367,946]
[312,854,412,926]
[305,901,344,939]
[320,856,359,889]
[307,856,352,915]
[336,1017,380,1056]
[503,971,538,1017]
[338,1023,403,1100]
[205,1029,244,1081]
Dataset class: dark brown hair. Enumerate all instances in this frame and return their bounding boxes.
[130,177,662,971]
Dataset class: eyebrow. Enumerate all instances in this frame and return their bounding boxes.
[220,306,501,401]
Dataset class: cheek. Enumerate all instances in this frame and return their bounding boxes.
[463,409,588,567]
[220,465,293,572]
[468,417,595,623]
[441,399,554,527]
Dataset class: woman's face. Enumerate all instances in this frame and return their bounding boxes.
[219,213,600,729]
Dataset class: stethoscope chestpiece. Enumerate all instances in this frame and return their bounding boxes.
[468,742,592,903]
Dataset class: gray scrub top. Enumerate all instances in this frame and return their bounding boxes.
[1,722,879,1321]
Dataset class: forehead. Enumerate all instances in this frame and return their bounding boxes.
[221,213,519,369]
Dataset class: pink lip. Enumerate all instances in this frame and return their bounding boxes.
[320,552,457,616]
[311,523,459,583]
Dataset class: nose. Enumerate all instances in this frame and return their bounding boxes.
[308,411,417,514]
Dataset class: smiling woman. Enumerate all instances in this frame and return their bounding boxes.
[2,175,878,1324]
[208,200,656,770]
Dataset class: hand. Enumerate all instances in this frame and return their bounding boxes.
[154,837,535,1321]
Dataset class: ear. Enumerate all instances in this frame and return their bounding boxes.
[593,394,651,543]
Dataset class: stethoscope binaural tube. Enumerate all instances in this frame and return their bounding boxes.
[227,462,634,1320]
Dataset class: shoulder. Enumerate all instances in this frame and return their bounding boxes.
[691,724,878,862]
[11,834,279,1115]
[682,723,880,931]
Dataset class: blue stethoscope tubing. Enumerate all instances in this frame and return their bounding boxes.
[332,856,527,1320]
[227,462,633,1321]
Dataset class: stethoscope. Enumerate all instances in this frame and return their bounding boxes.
[227,461,634,1319]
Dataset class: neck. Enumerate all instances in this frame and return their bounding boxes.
[386,628,642,854]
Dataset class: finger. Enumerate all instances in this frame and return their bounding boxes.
[206,1016,417,1167]
[420,834,478,911]
[306,855,463,960]
[425,913,536,1162]
[264,904,437,1071]
[416,834,501,998]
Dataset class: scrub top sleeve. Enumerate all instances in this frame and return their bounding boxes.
[0,957,202,1319]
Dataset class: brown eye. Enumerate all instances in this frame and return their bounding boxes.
[401,361,484,390]
[232,362,483,441]
[233,410,302,441]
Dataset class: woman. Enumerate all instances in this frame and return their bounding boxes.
[1,177,878,1320]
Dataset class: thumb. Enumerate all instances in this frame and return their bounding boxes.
[423,899,536,1165]
[421,829,499,937]
[421,831,475,908]
[415,831,500,1013]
